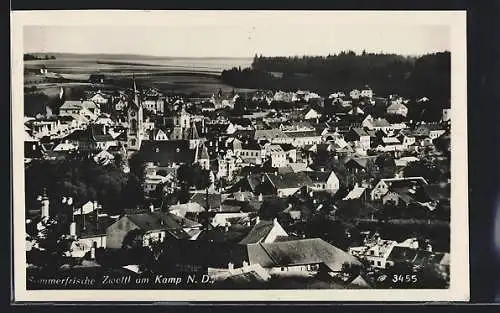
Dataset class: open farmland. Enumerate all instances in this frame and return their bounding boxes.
[24,53,254,96]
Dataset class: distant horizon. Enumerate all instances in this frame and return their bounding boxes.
[24,50,451,60]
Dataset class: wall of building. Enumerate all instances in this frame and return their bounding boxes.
[106,217,140,249]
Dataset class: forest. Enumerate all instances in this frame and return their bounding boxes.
[221,51,451,103]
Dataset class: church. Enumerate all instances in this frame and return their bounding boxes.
[126,76,144,153]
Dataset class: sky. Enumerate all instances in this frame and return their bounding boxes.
[24,17,450,58]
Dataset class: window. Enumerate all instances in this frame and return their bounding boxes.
[371,260,375,265]
[130,111,136,117]
[377,261,381,267]
[130,139,136,146]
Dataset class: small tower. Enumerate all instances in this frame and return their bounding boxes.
[40,189,50,219]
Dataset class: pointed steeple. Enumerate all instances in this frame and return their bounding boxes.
[189,121,199,140]
[133,74,140,107]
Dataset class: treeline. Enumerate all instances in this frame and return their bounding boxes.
[221,51,450,103]
[24,54,56,61]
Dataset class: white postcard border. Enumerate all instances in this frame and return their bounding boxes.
[11,10,469,302]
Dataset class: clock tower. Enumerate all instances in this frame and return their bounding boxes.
[126,75,143,152]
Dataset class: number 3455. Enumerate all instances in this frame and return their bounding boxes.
[392,274,418,283]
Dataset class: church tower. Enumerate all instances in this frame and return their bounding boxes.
[127,75,144,152]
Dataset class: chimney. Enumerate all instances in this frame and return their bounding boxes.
[224,222,230,232]
[90,247,96,260]
[228,262,234,270]
[258,193,263,201]
[255,216,260,224]
[320,167,325,172]
[149,204,155,213]
[273,217,278,225]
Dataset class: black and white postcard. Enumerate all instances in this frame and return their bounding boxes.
[11,10,469,302]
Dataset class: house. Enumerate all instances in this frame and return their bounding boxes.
[360,87,373,99]
[238,218,288,245]
[344,156,377,174]
[349,89,361,100]
[69,214,117,256]
[376,137,404,152]
[254,128,289,143]
[88,91,109,106]
[344,127,371,151]
[284,130,322,148]
[387,102,408,117]
[394,156,420,167]
[143,174,169,195]
[63,125,117,152]
[348,234,407,269]
[370,176,428,201]
[53,141,78,152]
[259,172,314,197]
[304,108,322,120]
[137,140,195,169]
[189,192,222,212]
[305,170,340,192]
[210,212,252,228]
[168,202,206,218]
[142,95,165,114]
[236,141,264,164]
[201,102,216,113]
[246,238,362,275]
[278,144,298,163]
[385,245,449,274]
[93,149,115,166]
[265,145,287,168]
[59,100,100,120]
[362,115,392,132]
[150,128,169,141]
[343,185,368,202]
[397,133,416,150]
[106,211,202,249]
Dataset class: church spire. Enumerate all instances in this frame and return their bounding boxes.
[132,74,139,106]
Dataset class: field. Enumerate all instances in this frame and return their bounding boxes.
[24,53,254,96]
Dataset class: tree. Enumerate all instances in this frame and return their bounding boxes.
[26,218,75,270]
[403,158,442,183]
[259,199,288,220]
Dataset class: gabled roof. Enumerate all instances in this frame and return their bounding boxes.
[254,128,288,140]
[345,156,377,169]
[138,140,195,166]
[371,118,391,127]
[60,100,98,111]
[343,187,367,200]
[265,172,314,190]
[305,171,334,183]
[387,102,408,111]
[284,130,321,138]
[126,211,201,236]
[351,127,369,137]
[168,202,206,217]
[190,192,222,210]
[246,238,361,272]
[239,219,280,245]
